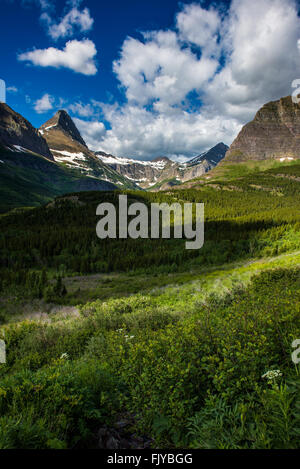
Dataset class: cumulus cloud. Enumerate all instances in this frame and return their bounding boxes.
[113,30,218,109]
[73,117,106,148]
[69,101,97,117]
[34,93,54,113]
[205,0,300,120]
[68,0,300,159]
[41,6,94,40]
[21,0,94,40]
[96,104,240,159]
[176,3,221,57]
[18,39,98,75]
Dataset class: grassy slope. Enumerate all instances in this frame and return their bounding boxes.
[176,158,300,187]
[4,249,300,321]
[0,251,299,449]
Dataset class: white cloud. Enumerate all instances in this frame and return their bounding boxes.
[67,0,300,159]
[7,86,18,93]
[18,39,98,75]
[176,3,221,57]
[73,117,106,148]
[69,101,96,117]
[41,6,94,40]
[113,30,218,108]
[205,0,300,121]
[77,103,240,158]
[34,93,54,113]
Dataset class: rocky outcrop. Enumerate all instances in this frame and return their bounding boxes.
[0,103,53,160]
[39,110,91,158]
[225,96,300,162]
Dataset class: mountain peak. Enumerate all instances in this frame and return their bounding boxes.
[187,142,229,167]
[40,110,87,147]
[152,156,170,163]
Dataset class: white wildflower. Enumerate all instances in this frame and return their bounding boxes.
[262,369,282,381]
[125,335,135,342]
[60,353,69,360]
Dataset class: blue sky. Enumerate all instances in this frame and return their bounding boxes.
[1,0,300,160]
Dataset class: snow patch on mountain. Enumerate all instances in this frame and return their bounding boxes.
[98,154,168,170]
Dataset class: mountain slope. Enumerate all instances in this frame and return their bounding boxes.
[0,103,53,160]
[225,96,300,162]
[0,144,116,213]
[40,111,138,189]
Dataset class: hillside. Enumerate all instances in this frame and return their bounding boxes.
[0,144,116,213]
[0,159,299,449]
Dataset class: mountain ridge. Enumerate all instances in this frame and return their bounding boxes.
[0,103,53,160]
[96,143,228,190]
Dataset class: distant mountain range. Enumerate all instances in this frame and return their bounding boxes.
[96,142,229,190]
[38,110,228,190]
[0,102,228,210]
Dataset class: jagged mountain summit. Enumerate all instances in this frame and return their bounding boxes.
[0,103,53,160]
[39,111,138,189]
[225,96,300,162]
[97,144,227,190]
[40,109,87,147]
[187,143,229,167]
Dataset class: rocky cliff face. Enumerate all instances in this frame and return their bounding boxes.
[0,103,53,160]
[225,96,300,162]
